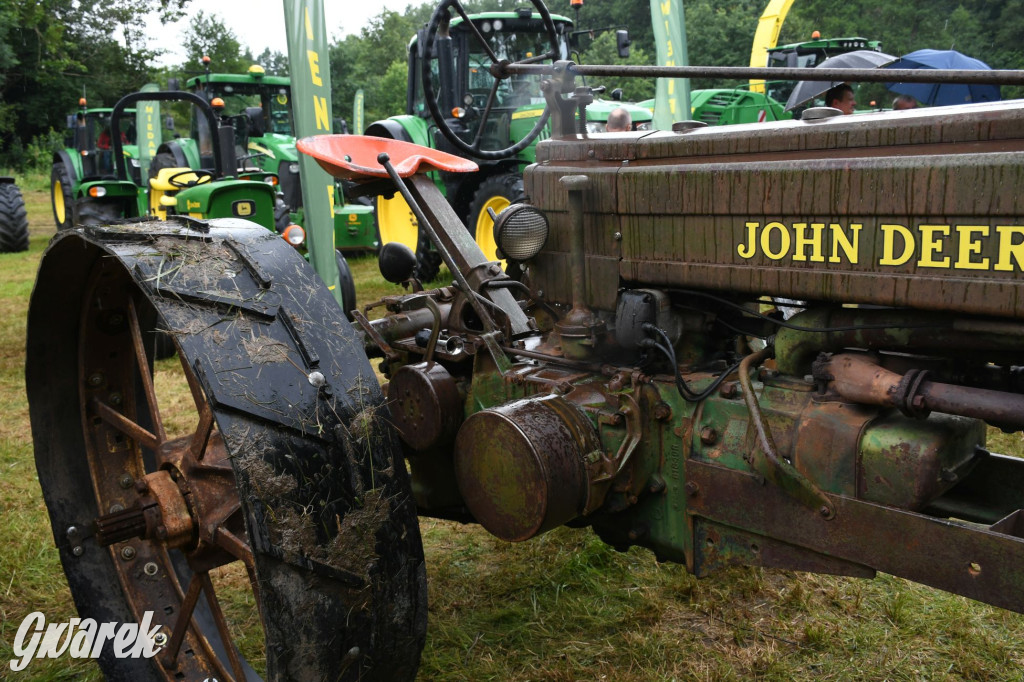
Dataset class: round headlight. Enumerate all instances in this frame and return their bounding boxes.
[282,224,305,247]
[493,204,549,262]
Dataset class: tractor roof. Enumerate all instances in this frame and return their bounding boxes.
[186,73,291,89]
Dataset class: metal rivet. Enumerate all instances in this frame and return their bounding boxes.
[72,545,84,557]
[153,632,168,648]
[143,562,159,576]
[308,371,326,387]
[66,525,79,538]
[613,232,622,241]
[699,426,718,446]
[109,504,124,513]
[88,373,104,387]
[109,392,123,407]
[684,481,699,496]
[121,546,136,560]
[119,474,133,489]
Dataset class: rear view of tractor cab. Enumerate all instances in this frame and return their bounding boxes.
[73,89,279,230]
[50,98,140,229]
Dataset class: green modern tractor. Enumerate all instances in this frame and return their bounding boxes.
[51,98,141,230]
[366,7,652,279]
[181,64,377,254]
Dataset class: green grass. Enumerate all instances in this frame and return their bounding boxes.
[1,178,1023,680]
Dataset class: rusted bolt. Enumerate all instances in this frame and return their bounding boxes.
[648,475,666,494]
[699,426,718,445]
[135,479,149,494]
[143,562,159,576]
[155,525,168,540]
[119,474,134,489]
[72,545,84,557]
[109,392,123,406]
[719,382,739,399]
[819,506,832,518]
[653,402,671,421]
[87,372,104,387]
[121,546,136,560]
[684,481,699,496]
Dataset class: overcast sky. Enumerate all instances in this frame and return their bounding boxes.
[146,0,415,67]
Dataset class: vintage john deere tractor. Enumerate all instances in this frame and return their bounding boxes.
[366,5,650,279]
[24,0,1024,679]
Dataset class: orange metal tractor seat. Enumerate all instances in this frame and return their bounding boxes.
[296,135,478,182]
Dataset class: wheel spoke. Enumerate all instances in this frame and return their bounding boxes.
[190,404,215,462]
[199,571,247,682]
[160,573,204,670]
[91,397,159,451]
[127,298,166,443]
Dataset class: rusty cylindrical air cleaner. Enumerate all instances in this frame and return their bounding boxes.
[454,394,600,541]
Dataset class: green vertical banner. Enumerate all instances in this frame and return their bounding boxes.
[136,83,162,181]
[650,0,692,129]
[353,89,364,135]
[283,0,341,303]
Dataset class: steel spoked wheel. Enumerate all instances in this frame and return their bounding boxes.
[28,220,427,681]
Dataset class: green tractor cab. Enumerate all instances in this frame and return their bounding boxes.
[51,100,140,229]
[764,34,883,107]
[366,8,653,279]
[182,64,378,255]
[83,89,278,231]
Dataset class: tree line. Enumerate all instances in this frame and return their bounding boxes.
[3,0,1022,169]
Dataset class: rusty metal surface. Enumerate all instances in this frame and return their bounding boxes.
[526,104,1024,317]
[454,394,596,541]
[686,459,1024,613]
[388,362,463,450]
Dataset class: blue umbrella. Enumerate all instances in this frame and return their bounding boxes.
[883,49,1000,106]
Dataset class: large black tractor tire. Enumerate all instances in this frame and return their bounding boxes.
[27,219,427,681]
[466,173,525,262]
[0,182,29,253]
[51,162,76,230]
[274,196,291,233]
[76,198,124,226]
[375,193,442,283]
[336,249,358,321]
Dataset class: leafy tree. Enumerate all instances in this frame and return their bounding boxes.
[180,11,250,73]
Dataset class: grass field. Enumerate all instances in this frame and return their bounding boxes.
[0,173,1022,680]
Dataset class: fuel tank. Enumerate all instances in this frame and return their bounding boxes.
[525,102,1024,317]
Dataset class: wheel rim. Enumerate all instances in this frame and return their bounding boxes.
[376,193,420,252]
[79,256,261,680]
[474,195,508,262]
[53,179,66,224]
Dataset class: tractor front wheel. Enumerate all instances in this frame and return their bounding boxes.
[466,173,524,263]
[0,182,29,253]
[27,220,427,681]
[51,162,76,230]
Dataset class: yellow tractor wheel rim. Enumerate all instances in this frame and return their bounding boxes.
[376,193,419,252]
[474,195,508,263]
[53,179,66,224]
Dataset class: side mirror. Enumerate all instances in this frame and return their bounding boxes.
[616,30,631,59]
[611,88,624,102]
[379,242,418,284]
[164,116,175,131]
